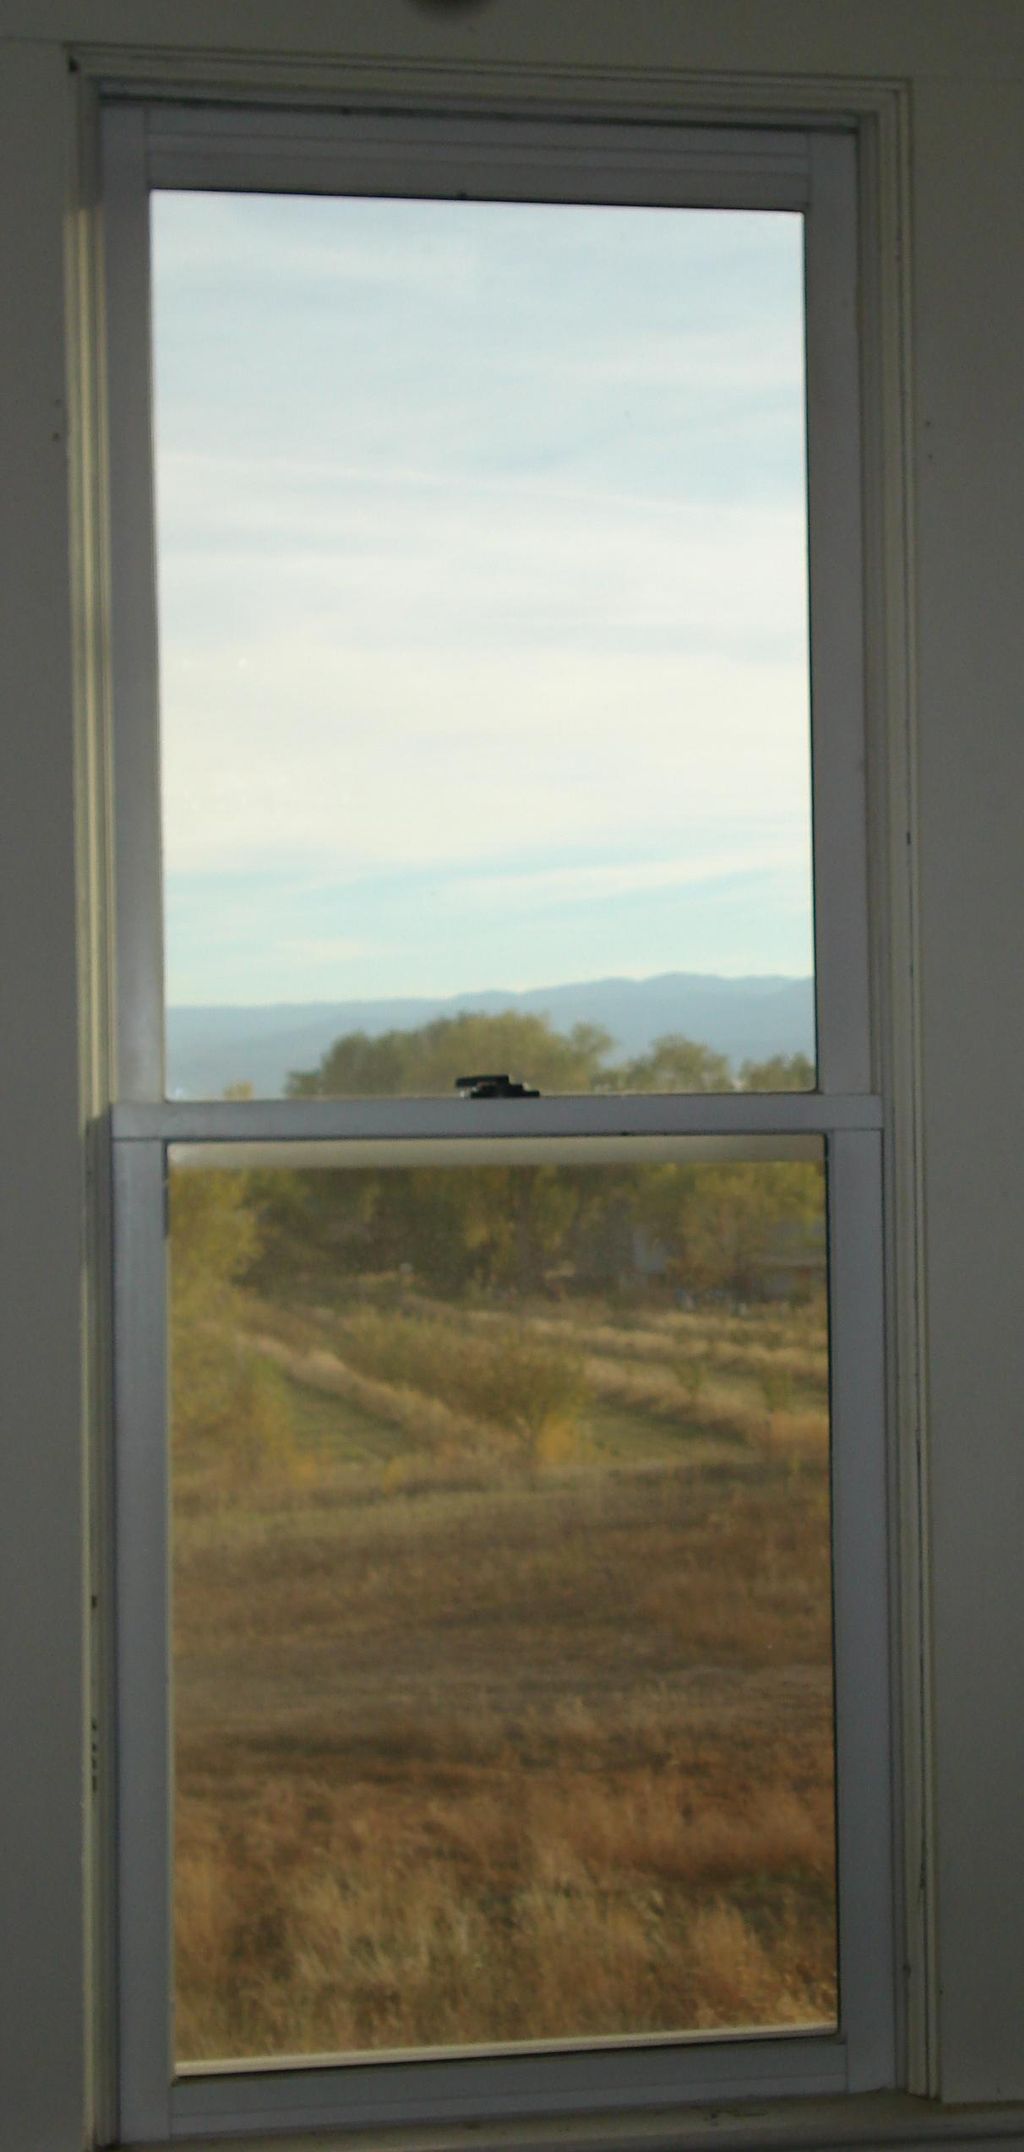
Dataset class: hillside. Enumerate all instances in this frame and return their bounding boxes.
[167,973,814,1098]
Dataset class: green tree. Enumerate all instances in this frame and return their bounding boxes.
[287,1010,613,1099]
[634,1159,824,1301]
[609,1033,734,1093]
[169,1167,258,1446]
[170,1169,259,1333]
[264,1015,818,1305]
[740,1050,815,1092]
[169,1165,296,1478]
[271,1012,619,1296]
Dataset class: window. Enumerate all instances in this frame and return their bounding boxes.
[104,103,892,2142]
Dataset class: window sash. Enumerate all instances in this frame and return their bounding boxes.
[112,1094,882,1143]
[113,1125,890,2140]
[142,105,815,207]
[102,103,870,1111]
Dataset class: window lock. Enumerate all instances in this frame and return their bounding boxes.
[455,1072,540,1099]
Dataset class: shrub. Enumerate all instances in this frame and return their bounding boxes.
[333,1308,588,1464]
[760,1365,795,1416]
[674,1355,709,1407]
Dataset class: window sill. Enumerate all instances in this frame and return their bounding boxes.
[128,2091,1024,2152]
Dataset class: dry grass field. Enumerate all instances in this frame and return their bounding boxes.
[171,1265,836,2065]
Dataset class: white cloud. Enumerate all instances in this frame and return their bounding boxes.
[152,195,481,297]
[449,845,808,912]
[156,448,811,879]
[268,935,382,965]
[567,327,802,397]
[159,635,810,878]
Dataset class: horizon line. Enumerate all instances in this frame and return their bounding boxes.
[167,969,814,1014]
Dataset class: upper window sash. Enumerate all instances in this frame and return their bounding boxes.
[102,104,871,1112]
[135,105,814,208]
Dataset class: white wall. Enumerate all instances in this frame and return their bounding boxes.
[2,4,1024,2145]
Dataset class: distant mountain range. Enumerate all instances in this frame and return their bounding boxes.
[167,973,815,1098]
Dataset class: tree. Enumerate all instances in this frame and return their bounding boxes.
[266,1016,821,1302]
[287,1010,613,1099]
[169,1166,259,1445]
[634,1159,824,1301]
[169,1165,296,1477]
[272,1012,620,1295]
[609,1034,734,1093]
[740,1051,815,1092]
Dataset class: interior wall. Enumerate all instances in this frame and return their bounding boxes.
[0,39,89,2152]
[909,68,1024,2102]
[2,4,1024,2144]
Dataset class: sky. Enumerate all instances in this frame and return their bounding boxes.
[152,189,813,1009]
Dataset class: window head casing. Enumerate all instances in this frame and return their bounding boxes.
[102,97,892,2143]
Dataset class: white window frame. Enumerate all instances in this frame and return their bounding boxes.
[101,99,893,2146]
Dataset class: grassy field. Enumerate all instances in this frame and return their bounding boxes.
[171,1283,836,2064]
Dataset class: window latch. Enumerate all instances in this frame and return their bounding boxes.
[455,1072,540,1100]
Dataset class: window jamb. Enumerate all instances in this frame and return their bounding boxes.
[104,104,164,1104]
[804,134,872,1095]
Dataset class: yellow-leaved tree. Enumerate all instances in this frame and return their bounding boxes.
[169,1165,296,1489]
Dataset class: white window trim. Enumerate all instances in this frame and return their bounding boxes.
[100,97,894,2145]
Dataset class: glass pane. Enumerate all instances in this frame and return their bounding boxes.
[169,1147,835,2064]
[153,192,815,1099]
